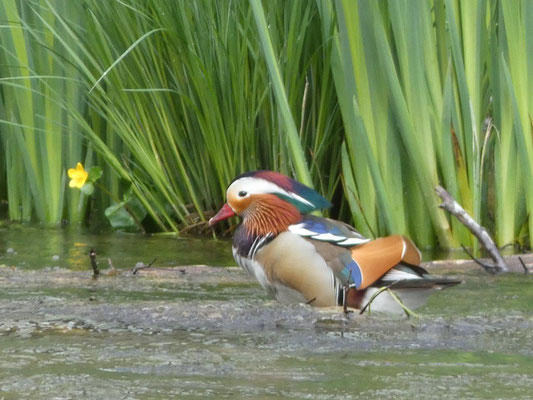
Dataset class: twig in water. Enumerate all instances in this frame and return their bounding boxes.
[180,221,210,234]
[341,286,355,316]
[131,257,158,275]
[89,249,99,277]
[518,257,530,274]
[436,185,509,273]
[460,245,498,274]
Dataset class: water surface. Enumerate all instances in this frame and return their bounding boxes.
[0,225,532,399]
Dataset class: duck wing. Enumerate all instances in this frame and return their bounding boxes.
[289,216,423,290]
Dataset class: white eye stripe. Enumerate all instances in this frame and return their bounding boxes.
[228,177,285,196]
[228,177,313,207]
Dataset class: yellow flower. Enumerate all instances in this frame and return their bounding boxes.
[68,162,89,189]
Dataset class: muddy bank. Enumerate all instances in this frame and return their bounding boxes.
[1,264,532,351]
[2,226,532,399]
[1,262,533,399]
[424,253,533,273]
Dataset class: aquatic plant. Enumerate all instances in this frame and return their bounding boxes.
[0,0,531,249]
[0,0,89,224]
[67,161,145,232]
[67,163,89,189]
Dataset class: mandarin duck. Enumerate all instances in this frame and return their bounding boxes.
[209,171,460,313]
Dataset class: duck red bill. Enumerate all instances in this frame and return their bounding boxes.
[209,203,236,226]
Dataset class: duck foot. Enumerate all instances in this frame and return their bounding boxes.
[342,286,354,316]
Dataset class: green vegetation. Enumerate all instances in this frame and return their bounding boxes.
[0,0,531,250]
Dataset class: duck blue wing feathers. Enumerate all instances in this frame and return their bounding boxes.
[288,215,370,247]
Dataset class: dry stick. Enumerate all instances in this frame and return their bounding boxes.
[89,249,99,277]
[435,185,509,274]
[131,257,158,275]
[180,220,210,234]
[518,257,529,274]
[460,245,498,274]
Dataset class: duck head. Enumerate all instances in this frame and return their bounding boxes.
[209,170,331,235]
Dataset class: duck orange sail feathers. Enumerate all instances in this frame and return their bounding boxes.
[209,171,460,313]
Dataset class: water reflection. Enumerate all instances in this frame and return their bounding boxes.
[1,222,523,272]
[0,224,234,270]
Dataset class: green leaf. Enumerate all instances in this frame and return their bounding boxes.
[250,0,313,189]
[125,195,147,222]
[122,185,134,203]
[105,202,135,231]
[88,166,103,182]
[104,193,147,232]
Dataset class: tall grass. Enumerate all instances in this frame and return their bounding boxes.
[250,0,313,187]
[326,0,531,249]
[328,0,457,247]
[0,0,531,249]
[78,0,342,230]
[0,0,342,231]
[0,0,88,224]
[496,0,533,248]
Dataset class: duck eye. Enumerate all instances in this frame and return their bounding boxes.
[238,190,247,197]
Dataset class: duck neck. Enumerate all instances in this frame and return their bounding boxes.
[242,194,302,237]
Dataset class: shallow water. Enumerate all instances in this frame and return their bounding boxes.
[0,225,532,399]
[0,223,234,270]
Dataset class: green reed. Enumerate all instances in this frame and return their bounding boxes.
[0,0,89,224]
[0,0,340,231]
[324,0,531,249]
[0,0,530,249]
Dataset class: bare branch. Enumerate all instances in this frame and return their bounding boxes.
[518,257,530,274]
[436,185,509,273]
[460,245,498,273]
[131,257,158,275]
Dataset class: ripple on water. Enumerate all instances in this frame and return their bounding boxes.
[1,227,533,399]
